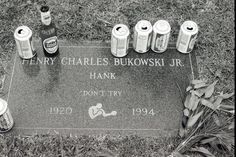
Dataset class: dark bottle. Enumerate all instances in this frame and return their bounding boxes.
[39,5,59,57]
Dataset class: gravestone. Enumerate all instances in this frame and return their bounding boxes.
[5,41,197,137]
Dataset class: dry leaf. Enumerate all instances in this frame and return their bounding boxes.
[188,91,200,111]
[194,88,206,97]
[191,147,215,157]
[219,92,234,99]
[201,99,216,110]
[188,92,198,110]
[213,96,223,108]
[191,79,205,85]
[205,80,218,98]
[187,110,203,128]
[179,125,186,137]
[200,137,217,144]
[219,109,235,114]
[171,151,187,157]
[186,86,192,92]
[184,94,191,109]
[218,104,235,114]
[191,97,200,111]
[219,104,235,109]
[209,96,215,103]
[183,108,190,117]
[194,82,207,89]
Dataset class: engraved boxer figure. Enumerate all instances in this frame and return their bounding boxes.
[88,103,117,119]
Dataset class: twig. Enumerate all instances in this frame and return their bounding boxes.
[175,81,184,104]
[96,17,112,25]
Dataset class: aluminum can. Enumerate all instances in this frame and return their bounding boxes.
[14,26,36,59]
[151,20,171,53]
[176,21,198,53]
[111,24,130,57]
[133,20,152,53]
[0,98,14,133]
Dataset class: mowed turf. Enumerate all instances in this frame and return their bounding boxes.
[0,0,234,156]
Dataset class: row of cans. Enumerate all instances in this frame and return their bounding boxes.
[14,20,198,59]
[0,98,14,133]
[111,20,198,57]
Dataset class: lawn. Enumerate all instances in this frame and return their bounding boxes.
[0,0,234,156]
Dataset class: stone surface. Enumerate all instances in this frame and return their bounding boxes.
[5,41,198,137]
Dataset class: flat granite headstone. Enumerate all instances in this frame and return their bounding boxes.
[5,41,197,137]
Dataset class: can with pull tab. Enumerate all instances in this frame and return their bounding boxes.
[111,24,130,57]
[176,20,198,53]
[14,26,36,59]
[151,20,171,53]
[133,20,152,53]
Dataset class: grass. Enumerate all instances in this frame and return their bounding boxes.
[0,134,181,156]
[0,0,234,156]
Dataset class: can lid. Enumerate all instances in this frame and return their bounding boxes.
[0,98,7,115]
[112,24,130,37]
[153,20,171,34]
[181,21,198,34]
[135,20,152,34]
[14,26,32,40]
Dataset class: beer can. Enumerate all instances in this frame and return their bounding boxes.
[151,20,171,53]
[111,24,130,57]
[14,26,36,59]
[176,21,198,53]
[133,20,152,53]
[0,98,14,133]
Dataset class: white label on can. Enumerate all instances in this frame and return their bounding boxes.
[127,38,129,53]
[133,31,138,50]
[21,40,33,58]
[117,38,127,57]
[111,36,117,56]
[136,35,148,53]
[31,39,35,52]
[156,34,166,50]
[15,36,35,59]
[188,34,197,50]
[147,33,152,49]
[15,40,23,56]
[177,31,190,53]
[152,33,169,52]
